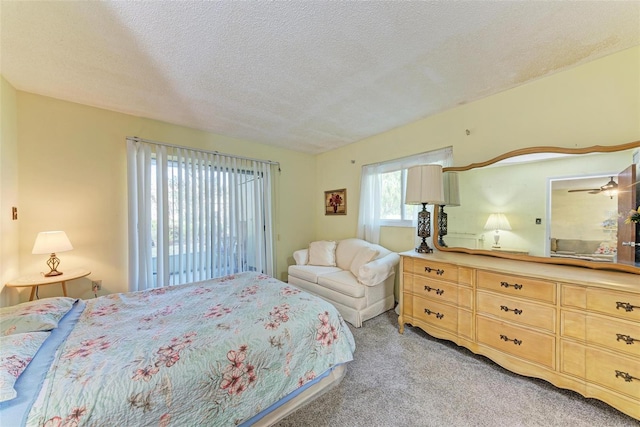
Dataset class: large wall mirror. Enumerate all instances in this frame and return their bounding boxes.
[434,141,640,274]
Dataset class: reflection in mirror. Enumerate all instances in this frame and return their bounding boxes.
[437,143,640,274]
[550,174,619,263]
[437,171,460,247]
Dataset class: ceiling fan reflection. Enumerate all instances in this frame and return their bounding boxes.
[568,176,618,198]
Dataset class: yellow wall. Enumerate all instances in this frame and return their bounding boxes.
[0,76,20,306]
[315,46,640,252]
[7,92,316,302]
[2,45,639,305]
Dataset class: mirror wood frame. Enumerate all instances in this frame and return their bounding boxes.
[434,141,640,275]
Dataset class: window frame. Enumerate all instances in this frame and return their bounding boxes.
[357,146,453,243]
[379,168,415,227]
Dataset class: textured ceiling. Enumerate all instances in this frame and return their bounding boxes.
[1,1,639,154]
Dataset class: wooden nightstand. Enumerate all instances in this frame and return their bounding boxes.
[5,268,91,301]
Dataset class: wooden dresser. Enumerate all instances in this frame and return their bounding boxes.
[398,251,640,420]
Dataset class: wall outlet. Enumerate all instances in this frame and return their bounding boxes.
[91,280,102,291]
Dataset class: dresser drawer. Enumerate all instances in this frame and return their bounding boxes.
[561,310,640,358]
[458,286,472,310]
[586,288,640,322]
[477,270,556,304]
[477,316,555,368]
[561,284,586,309]
[409,259,458,283]
[477,291,555,333]
[410,275,459,305]
[560,310,585,340]
[458,309,473,340]
[458,267,473,286]
[586,346,640,400]
[411,295,458,333]
[560,339,585,378]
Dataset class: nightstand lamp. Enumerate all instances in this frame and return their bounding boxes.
[484,213,511,248]
[405,164,445,254]
[32,231,73,277]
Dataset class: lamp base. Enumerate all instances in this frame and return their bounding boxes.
[415,239,433,254]
[45,254,62,277]
[437,205,448,247]
[415,204,433,253]
[492,232,501,248]
[44,270,63,277]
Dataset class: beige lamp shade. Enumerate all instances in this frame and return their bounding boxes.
[442,171,460,206]
[32,231,73,254]
[405,164,445,205]
[484,213,512,231]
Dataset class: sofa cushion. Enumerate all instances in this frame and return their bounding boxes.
[293,249,308,265]
[335,238,391,271]
[359,252,400,287]
[317,271,365,298]
[334,238,370,270]
[349,247,379,279]
[288,276,368,311]
[554,239,601,255]
[288,265,342,284]
[308,240,337,266]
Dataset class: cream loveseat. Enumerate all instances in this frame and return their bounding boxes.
[287,238,400,328]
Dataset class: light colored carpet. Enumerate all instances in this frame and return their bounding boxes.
[274,310,638,427]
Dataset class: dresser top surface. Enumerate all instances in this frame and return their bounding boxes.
[401,251,640,292]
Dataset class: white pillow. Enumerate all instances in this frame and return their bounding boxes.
[293,249,309,265]
[350,247,379,278]
[308,241,337,266]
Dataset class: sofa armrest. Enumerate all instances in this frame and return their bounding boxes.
[293,249,309,265]
[358,252,400,286]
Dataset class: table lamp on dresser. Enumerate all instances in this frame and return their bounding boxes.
[405,164,445,253]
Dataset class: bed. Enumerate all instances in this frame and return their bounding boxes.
[549,238,616,263]
[0,272,355,426]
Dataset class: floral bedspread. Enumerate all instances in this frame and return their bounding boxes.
[27,272,355,426]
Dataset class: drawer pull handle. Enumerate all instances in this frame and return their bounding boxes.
[500,334,522,345]
[424,285,444,295]
[424,308,444,319]
[616,302,638,312]
[500,281,523,290]
[616,334,637,345]
[424,267,444,276]
[500,305,523,315]
[615,370,639,382]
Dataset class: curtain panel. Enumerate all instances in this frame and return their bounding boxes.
[127,137,276,291]
[357,147,453,244]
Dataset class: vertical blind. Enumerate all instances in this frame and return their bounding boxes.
[127,137,277,291]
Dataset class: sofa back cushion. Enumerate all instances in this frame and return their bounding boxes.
[308,240,337,266]
[335,238,390,271]
[553,239,602,255]
[349,247,379,278]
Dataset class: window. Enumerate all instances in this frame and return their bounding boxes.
[127,137,276,291]
[379,169,417,225]
[357,147,453,243]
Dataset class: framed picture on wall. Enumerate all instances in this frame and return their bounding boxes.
[325,189,347,215]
